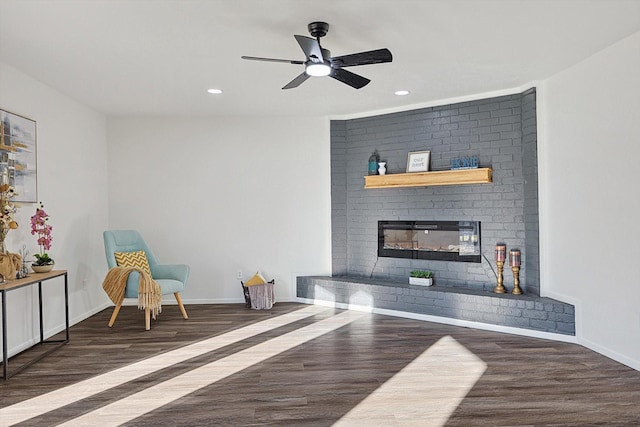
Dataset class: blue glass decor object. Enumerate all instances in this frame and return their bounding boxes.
[451,155,479,170]
[368,151,380,175]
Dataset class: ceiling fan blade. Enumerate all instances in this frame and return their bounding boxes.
[241,56,304,65]
[330,68,370,89]
[282,72,310,90]
[331,48,393,67]
[294,35,324,63]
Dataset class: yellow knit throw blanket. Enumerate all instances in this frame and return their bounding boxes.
[102,266,162,319]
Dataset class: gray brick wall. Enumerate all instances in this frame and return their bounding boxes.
[522,89,540,295]
[331,121,348,275]
[331,90,539,295]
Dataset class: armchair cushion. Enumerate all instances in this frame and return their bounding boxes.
[124,277,185,298]
[150,264,190,284]
[114,250,152,276]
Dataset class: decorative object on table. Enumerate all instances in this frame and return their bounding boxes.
[0,165,18,255]
[409,269,433,286]
[493,243,507,293]
[450,155,479,170]
[509,249,523,295]
[31,264,53,273]
[377,162,387,175]
[406,150,430,173]
[241,271,276,310]
[0,252,21,279]
[16,245,29,279]
[30,202,54,273]
[368,150,380,175]
[0,109,38,203]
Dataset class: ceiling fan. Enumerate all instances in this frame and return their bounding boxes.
[241,21,392,90]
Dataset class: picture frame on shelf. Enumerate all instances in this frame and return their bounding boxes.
[0,109,37,203]
[406,150,430,173]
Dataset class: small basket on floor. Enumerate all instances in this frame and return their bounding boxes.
[241,278,275,310]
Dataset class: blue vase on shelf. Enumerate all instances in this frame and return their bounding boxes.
[368,151,380,175]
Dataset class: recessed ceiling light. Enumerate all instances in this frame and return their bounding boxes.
[395,90,409,96]
[207,88,223,94]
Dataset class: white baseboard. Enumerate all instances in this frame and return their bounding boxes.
[579,337,640,371]
[119,297,247,306]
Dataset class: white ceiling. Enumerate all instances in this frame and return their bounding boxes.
[1,0,639,118]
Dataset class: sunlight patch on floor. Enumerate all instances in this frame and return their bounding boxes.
[0,310,484,427]
[58,310,366,427]
[334,335,487,427]
[0,305,329,426]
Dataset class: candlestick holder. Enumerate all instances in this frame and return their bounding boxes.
[493,260,506,293]
[511,265,523,295]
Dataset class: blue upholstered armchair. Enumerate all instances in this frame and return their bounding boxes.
[103,230,189,330]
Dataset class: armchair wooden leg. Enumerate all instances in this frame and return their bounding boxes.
[174,292,188,319]
[108,299,124,328]
[145,306,151,331]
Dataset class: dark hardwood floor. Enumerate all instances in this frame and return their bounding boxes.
[1,303,639,426]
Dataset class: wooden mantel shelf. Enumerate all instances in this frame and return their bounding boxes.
[364,168,492,189]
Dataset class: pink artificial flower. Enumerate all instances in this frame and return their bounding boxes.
[31,202,53,255]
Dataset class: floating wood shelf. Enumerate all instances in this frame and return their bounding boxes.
[364,168,492,189]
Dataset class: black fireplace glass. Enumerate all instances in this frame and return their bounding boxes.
[378,221,481,263]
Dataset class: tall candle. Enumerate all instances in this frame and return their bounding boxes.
[509,249,521,267]
[495,244,506,262]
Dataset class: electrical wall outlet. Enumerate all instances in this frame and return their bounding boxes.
[236,270,243,280]
[82,279,87,289]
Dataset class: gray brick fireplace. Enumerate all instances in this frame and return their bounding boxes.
[297,88,575,336]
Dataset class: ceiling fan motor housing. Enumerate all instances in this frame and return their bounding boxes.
[308,21,329,38]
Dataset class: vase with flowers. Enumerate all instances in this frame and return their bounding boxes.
[31,202,54,273]
[0,178,19,254]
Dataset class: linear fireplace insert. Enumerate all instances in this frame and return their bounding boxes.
[378,220,481,262]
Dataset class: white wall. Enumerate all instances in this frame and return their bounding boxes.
[0,62,110,357]
[539,31,640,369]
[106,116,332,303]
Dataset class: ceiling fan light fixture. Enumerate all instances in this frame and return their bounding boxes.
[241,21,392,89]
[305,63,331,77]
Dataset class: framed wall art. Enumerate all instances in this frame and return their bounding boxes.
[406,150,430,173]
[0,109,37,202]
